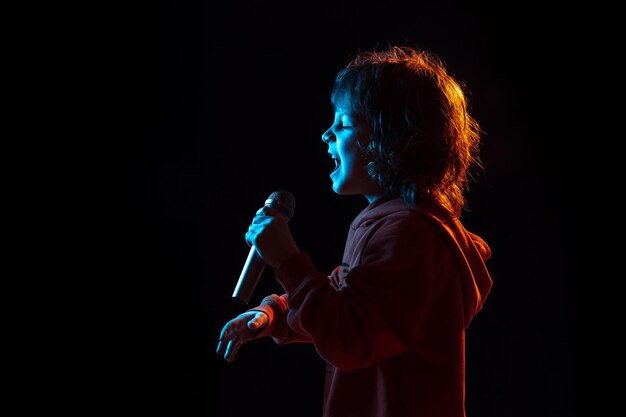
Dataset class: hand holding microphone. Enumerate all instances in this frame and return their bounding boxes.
[232,190,298,304]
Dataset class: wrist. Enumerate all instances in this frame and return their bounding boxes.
[276,249,300,270]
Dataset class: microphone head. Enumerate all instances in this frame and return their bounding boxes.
[265,190,296,221]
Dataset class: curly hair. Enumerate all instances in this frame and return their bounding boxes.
[331,46,483,216]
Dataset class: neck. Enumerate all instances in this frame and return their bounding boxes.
[364,193,386,204]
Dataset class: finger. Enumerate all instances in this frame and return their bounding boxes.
[219,321,239,339]
[245,230,255,247]
[256,207,280,217]
[217,325,234,356]
[219,323,233,341]
[246,222,270,244]
[224,339,240,362]
[251,215,271,224]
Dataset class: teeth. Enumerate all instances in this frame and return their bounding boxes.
[333,158,340,168]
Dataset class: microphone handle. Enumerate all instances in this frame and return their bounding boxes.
[232,246,266,305]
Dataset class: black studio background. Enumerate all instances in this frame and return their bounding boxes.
[106,1,584,416]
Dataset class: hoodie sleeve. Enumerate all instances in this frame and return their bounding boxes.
[248,267,343,344]
[248,294,312,344]
[274,228,434,371]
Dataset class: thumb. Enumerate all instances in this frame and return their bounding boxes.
[247,312,269,329]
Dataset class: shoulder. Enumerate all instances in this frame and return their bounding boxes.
[354,197,451,244]
[362,209,444,254]
[373,207,438,234]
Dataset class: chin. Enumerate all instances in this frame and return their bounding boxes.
[332,182,355,196]
[331,182,344,195]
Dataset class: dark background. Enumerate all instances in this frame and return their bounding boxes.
[111,1,582,416]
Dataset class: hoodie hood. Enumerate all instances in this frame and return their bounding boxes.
[351,196,493,328]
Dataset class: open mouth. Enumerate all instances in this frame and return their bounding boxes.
[331,157,341,173]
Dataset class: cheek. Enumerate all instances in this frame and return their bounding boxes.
[340,141,364,163]
[344,145,368,168]
[341,154,370,183]
[341,153,359,174]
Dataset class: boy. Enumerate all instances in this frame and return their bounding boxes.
[217,45,493,417]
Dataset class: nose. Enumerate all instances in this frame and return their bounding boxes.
[321,127,334,143]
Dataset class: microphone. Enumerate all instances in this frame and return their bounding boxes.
[232,190,296,305]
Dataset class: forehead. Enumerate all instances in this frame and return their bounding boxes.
[331,86,358,110]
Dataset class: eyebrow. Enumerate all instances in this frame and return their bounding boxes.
[334,110,352,118]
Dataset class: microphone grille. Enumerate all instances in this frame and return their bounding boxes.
[265,190,296,221]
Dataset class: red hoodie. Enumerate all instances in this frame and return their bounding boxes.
[251,196,492,417]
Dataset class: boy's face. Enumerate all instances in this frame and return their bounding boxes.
[322,108,381,202]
